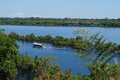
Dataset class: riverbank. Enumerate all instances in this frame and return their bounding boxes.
[0,17,120,27]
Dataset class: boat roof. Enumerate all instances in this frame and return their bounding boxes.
[33,42,43,46]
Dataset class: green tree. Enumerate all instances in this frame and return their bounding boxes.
[78,33,120,80]
[0,32,19,80]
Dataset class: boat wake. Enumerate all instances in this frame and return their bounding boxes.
[43,46,72,51]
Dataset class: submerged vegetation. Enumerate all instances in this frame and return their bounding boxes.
[0,29,120,80]
[0,17,120,27]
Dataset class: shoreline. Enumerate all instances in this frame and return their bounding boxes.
[0,24,120,28]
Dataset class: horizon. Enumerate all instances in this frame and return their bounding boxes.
[0,0,120,19]
[0,17,119,19]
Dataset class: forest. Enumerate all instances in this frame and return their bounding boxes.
[0,17,120,27]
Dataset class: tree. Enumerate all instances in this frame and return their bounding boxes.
[78,33,120,80]
[0,32,19,80]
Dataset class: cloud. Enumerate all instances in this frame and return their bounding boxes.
[5,12,25,17]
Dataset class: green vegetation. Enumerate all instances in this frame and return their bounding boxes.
[0,32,19,80]
[78,33,120,80]
[0,17,120,27]
[0,29,120,80]
[8,32,93,50]
[0,30,91,80]
[8,32,120,52]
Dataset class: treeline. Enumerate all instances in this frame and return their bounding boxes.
[0,17,120,27]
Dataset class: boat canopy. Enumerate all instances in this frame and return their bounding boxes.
[33,42,43,46]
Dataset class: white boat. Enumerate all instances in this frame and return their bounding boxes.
[33,42,44,48]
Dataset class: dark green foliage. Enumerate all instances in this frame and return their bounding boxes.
[0,17,120,27]
[0,32,19,80]
[8,32,21,40]
[17,54,34,72]
[24,33,36,42]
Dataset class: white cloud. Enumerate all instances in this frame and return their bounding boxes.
[4,12,25,17]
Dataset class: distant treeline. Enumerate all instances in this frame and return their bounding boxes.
[0,17,120,27]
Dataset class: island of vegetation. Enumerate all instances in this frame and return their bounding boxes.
[0,17,120,27]
[0,29,120,80]
[8,32,120,51]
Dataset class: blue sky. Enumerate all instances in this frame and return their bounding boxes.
[0,0,120,18]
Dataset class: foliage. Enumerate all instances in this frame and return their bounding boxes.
[9,32,92,50]
[78,33,120,80]
[0,17,120,27]
[1,29,120,80]
[17,54,34,72]
[0,32,19,80]
[74,29,89,39]
[0,31,85,80]
[32,57,92,80]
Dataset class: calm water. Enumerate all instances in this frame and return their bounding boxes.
[0,25,120,44]
[17,41,90,75]
[0,25,120,79]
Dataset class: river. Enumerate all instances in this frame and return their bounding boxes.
[0,25,120,79]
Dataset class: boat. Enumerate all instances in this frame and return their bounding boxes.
[33,42,44,48]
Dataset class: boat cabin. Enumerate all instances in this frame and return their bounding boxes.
[33,42,44,48]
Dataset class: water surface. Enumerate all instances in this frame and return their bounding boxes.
[17,41,90,75]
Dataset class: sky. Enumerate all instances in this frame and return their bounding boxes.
[0,0,120,19]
